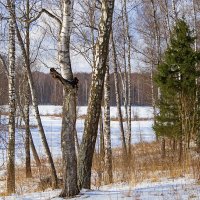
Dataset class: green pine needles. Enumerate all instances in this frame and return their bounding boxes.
[153,19,200,147]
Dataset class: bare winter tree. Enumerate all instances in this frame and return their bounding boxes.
[103,63,113,184]
[6,0,58,188]
[78,0,115,189]
[6,1,16,194]
[50,0,79,197]
[111,32,127,155]
[123,0,132,156]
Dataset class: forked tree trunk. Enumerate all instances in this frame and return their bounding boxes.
[6,14,16,195]
[78,0,115,189]
[103,65,113,184]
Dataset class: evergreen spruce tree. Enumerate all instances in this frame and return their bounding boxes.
[154,19,200,150]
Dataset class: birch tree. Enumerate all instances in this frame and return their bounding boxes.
[78,0,115,189]
[24,75,32,178]
[6,0,58,188]
[103,64,113,184]
[6,2,16,194]
[123,0,132,156]
[50,0,79,197]
[111,32,127,155]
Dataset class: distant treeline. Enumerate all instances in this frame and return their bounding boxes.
[0,71,153,106]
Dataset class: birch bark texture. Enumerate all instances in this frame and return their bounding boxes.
[6,8,16,194]
[56,0,79,197]
[6,0,58,188]
[24,76,32,178]
[123,0,132,156]
[103,65,113,184]
[78,0,115,189]
[111,32,127,155]
[0,38,41,170]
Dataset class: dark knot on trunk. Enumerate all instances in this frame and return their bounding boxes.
[50,68,79,89]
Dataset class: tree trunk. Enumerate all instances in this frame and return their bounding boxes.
[0,6,41,170]
[78,0,115,189]
[123,0,132,156]
[7,0,58,188]
[29,133,41,167]
[178,138,183,163]
[24,76,32,178]
[171,0,178,21]
[99,110,104,185]
[16,92,41,168]
[50,0,79,197]
[161,137,166,159]
[192,0,197,52]
[103,65,113,184]
[111,32,127,155]
[6,14,16,195]
[60,88,79,197]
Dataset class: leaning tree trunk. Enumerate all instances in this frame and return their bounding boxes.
[111,33,127,155]
[6,15,16,195]
[103,65,113,184]
[27,57,58,188]
[0,45,41,169]
[7,0,58,188]
[78,0,115,189]
[16,91,41,168]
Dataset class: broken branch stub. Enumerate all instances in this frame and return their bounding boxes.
[50,68,79,89]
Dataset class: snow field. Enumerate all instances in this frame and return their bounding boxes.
[0,106,155,166]
[0,177,200,200]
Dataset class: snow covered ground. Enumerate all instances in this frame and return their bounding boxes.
[1,177,199,200]
[1,105,154,119]
[1,106,199,199]
[0,106,155,165]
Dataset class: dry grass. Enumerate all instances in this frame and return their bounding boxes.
[1,140,200,196]
[92,140,199,187]
[0,157,64,195]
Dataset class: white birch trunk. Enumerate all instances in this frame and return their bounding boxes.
[57,0,79,197]
[7,0,58,188]
[24,76,32,178]
[111,32,127,155]
[6,15,16,195]
[78,0,115,189]
[123,0,132,156]
[103,65,113,184]
[192,0,197,52]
